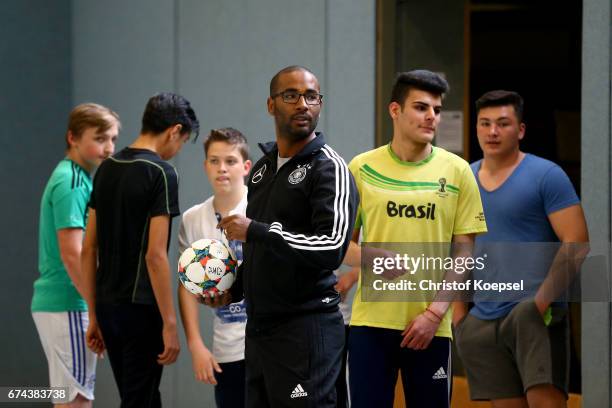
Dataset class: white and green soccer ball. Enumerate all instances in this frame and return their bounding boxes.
[178,238,238,297]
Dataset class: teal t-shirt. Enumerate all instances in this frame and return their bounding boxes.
[31,159,91,312]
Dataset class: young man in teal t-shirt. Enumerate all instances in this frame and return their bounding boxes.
[32,104,120,407]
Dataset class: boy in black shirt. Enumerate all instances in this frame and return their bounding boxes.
[81,93,199,407]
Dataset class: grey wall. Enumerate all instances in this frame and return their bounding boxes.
[0,0,71,398]
[70,0,375,406]
[384,0,464,147]
[72,0,176,147]
[581,0,611,407]
[175,0,375,210]
[395,0,464,110]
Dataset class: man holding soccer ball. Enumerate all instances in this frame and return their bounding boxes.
[216,65,359,407]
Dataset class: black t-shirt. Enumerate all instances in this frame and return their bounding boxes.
[90,147,180,305]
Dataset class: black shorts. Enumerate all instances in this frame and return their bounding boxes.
[245,311,344,408]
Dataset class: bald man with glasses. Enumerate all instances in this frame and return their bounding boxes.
[210,65,359,408]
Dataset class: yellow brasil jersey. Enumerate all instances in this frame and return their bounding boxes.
[348,144,487,337]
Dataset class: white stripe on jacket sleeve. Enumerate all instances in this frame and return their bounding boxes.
[268,145,350,251]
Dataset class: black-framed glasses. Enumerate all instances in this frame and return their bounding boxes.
[272,90,324,105]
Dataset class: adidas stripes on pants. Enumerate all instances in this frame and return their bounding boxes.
[245,311,345,407]
[348,326,451,408]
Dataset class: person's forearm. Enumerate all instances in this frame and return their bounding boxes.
[178,286,205,350]
[427,300,451,318]
[343,241,362,267]
[535,241,590,310]
[340,266,360,290]
[146,252,178,326]
[429,236,475,316]
[452,301,468,325]
[62,250,85,297]
[58,229,86,298]
[535,205,589,311]
[81,244,98,316]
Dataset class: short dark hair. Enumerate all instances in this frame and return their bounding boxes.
[141,92,200,140]
[269,65,316,96]
[390,70,449,107]
[475,90,524,122]
[204,127,250,161]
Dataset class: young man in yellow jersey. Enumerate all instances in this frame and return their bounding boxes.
[345,70,487,407]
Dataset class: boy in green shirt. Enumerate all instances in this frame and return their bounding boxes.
[32,103,120,407]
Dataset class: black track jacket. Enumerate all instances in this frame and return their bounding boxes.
[232,133,358,330]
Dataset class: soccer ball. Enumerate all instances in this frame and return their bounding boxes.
[178,238,238,297]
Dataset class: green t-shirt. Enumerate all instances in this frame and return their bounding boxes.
[31,159,91,312]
